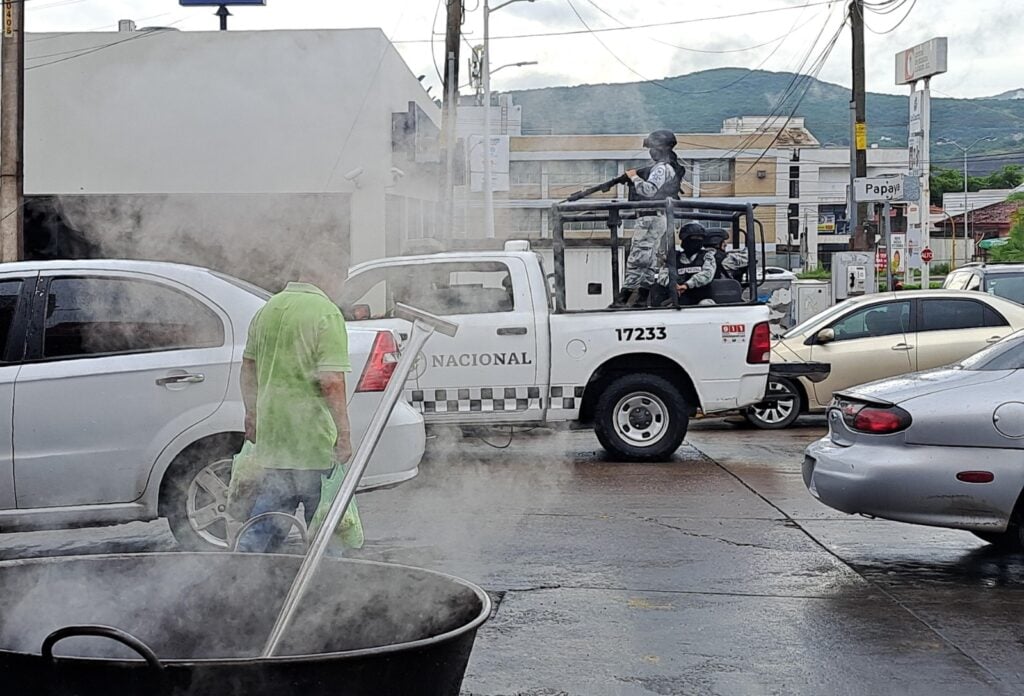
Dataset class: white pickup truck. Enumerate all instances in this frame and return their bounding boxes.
[339,198,779,460]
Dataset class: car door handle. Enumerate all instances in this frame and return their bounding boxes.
[987,336,1003,344]
[497,327,528,336]
[156,373,205,386]
[890,343,914,351]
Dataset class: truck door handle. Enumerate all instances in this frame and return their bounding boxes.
[890,343,913,351]
[497,327,528,336]
[156,373,205,386]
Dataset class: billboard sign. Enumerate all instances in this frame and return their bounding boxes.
[179,0,266,5]
[895,37,948,85]
[469,135,510,193]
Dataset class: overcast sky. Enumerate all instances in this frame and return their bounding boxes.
[26,0,1018,101]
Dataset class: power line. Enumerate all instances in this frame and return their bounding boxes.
[579,0,818,55]
[392,0,841,43]
[26,21,187,71]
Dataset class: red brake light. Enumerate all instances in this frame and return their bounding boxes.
[355,331,400,393]
[746,321,771,364]
[849,405,912,434]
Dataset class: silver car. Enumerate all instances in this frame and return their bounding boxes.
[804,329,1024,549]
[0,260,425,550]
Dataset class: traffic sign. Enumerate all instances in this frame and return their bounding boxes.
[855,176,907,202]
[921,247,934,263]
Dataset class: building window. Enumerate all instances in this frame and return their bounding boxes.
[544,160,618,186]
[510,209,542,236]
[699,160,732,183]
[510,161,541,185]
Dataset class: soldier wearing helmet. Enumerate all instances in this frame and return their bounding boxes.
[650,222,719,306]
[613,130,686,306]
[704,228,749,283]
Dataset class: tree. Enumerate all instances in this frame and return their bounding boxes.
[930,164,1024,207]
[980,164,1024,190]
[988,193,1024,263]
[930,167,963,207]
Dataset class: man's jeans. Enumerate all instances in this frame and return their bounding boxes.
[236,468,331,553]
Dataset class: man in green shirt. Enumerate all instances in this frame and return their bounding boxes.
[237,258,352,553]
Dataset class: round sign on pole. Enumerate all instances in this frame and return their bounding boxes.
[921,247,933,263]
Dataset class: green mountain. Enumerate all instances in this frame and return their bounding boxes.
[503,68,1024,174]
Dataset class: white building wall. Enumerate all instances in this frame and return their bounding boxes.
[24,28,440,271]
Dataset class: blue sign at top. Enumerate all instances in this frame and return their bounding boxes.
[179,0,266,6]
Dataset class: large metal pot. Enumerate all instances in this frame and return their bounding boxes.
[0,552,490,696]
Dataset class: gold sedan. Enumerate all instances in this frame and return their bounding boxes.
[746,289,1024,429]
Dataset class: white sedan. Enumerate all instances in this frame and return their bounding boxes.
[0,260,425,550]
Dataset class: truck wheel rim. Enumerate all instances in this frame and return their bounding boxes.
[750,381,796,425]
[614,391,669,447]
[186,458,235,549]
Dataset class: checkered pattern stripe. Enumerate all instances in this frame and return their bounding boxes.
[548,385,585,410]
[405,385,584,414]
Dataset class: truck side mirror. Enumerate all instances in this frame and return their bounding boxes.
[816,328,835,344]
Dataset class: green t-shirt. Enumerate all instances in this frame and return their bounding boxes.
[243,282,351,470]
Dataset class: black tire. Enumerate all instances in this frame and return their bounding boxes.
[745,376,802,430]
[972,525,1024,551]
[159,436,242,552]
[594,373,689,462]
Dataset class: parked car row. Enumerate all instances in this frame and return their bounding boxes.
[746,289,1024,429]
[782,282,1024,550]
[804,330,1024,549]
[0,260,426,551]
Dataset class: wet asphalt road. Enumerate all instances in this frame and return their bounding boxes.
[3,420,1024,695]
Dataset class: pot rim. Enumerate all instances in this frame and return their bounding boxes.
[0,552,492,666]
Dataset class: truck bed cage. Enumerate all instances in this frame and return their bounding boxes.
[550,198,765,313]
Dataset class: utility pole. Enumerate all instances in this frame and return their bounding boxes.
[0,0,25,262]
[439,0,462,239]
[788,149,800,270]
[849,0,870,251]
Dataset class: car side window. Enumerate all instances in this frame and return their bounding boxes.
[41,277,225,359]
[945,272,968,290]
[339,268,393,320]
[919,298,1007,333]
[342,262,514,318]
[0,279,22,361]
[965,274,982,291]
[829,301,910,342]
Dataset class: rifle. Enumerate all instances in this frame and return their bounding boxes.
[564,166,651,202]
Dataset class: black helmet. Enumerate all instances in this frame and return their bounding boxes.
[643,129,677,150]
[678,222,706,240]
[704,229,728,246]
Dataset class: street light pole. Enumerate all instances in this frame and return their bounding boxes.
[482,0,535,240]
[938,136,995,251]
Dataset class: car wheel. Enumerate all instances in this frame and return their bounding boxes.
[160,437,243,551]
[745,377,801,430]
[594,373,688,462]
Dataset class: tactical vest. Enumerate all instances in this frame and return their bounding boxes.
[676,249,715,301]
[627,161,684,201]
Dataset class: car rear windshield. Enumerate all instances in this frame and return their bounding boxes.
[210,271,272,300]
[960,331,1024,371]
[985,273,1024,305]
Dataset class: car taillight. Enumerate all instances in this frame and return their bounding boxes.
[355,331,400,393]
[840,401,912,434]
[746,321,771,364]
